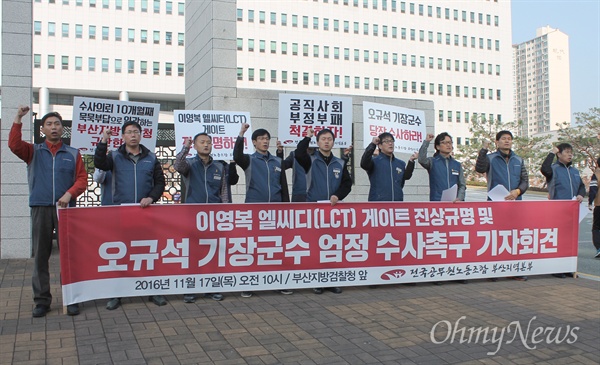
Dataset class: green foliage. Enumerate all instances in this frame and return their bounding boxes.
[556,107,600,170]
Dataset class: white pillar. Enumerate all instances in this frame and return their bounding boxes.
[39,87,50,117]
[119,91,129,101]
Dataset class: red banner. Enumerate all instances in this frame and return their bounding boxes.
[58,201,579,305]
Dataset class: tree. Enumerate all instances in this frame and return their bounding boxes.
[556,107,600,170]
[454,116,551,187]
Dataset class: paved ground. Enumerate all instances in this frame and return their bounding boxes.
[1,254,598,365]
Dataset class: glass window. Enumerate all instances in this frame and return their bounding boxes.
[313,45,319,57]
[128,0,134,10]
[128,60,134,73]
[115,59,122,73]
[236,8,243,21]
[178,2,184,15]
[75,24,83,38]
[271,41,276,53]
[166,62,172,76]
[281,42,287,54]
[34,21,42,35]
[115,27,122,41]
[259,11,265,24]
[303,44,308,56]
[303,16,308,28]
[102,58,109,72]
[141,29,147,43]
[153,30,160,44]
[88,57,96,71]
[153,61,159,75]
[166,1,172,14]
[141,60,147,74]
[291,14,297,27]
[90,0,96,7]
[34,54,41,68]
[281,13,287,26]
[166,31,172,45]
[62,23,69,37]
[102,26,109,40]
[323,46,329,58]
[259,40,265,52]
[48,22,56,36]
[236,38,243,50]
[142,0,148,12]
[102,0,109,9]
[178,63,184,76]
[271,70,277,82]
[270,12,276,25]
[292,71,298,84]
[314,73,319,86]
[75,57,82,71]
[128,29,134,42]
[248,39,254,52]
[48,55,55,69]
[315,17,320,30]
[154,0,160,13]
[237,68,243,80]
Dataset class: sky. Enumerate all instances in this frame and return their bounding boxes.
[511,0,600,124]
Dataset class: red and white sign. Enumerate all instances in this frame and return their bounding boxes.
[173,110,252,160]
[278,93,352,148]
[362,101,426,154]
[71,97,160,155]
[58,201,579,305]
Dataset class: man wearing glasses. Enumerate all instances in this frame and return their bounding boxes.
[94,121,167,309]
[418,132,466,202]
[360,133,418,201]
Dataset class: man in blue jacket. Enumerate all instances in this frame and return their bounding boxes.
[174,132,239,303]
[361,133,417,201]
[475,130,529,201]
[94,121,167,309]
[418,132,466,202]
[476,130,529,281]
[295,128,352,294]
[234,123,290,297]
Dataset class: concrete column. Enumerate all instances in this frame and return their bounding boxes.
[119,91,129,101]
[39,86,49,117]
[1,0,34,258]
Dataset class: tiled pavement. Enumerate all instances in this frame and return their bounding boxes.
[1,255,599,365]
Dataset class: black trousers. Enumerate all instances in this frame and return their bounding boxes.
[593,207,600,250]
[31,206,58,306]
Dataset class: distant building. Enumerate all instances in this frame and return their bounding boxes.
[513,26,571,137]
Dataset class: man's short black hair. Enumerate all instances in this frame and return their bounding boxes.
[434,132,452,147]
[41,112,63,124]
[495,130,513,141]
[377,132,394,143]
[193,132,211,143]
[121,121,142,134]
[251,128,270,141]
[556,143,573,154]
[317,128,335,141]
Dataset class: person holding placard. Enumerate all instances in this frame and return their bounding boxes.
[295,128,352,294]
[361,133,417,202]
[234,123,291,297]
[174,133,239,303]
[94,121,167,309]
[418,132,466,202]
[9,106,88,317]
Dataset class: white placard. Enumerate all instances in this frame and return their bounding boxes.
[440,184,458,202]
[488,185,510,201]
[173,110,252,160]
[362,101,426,154]
[278,93,352,148]
[71,97,160,155]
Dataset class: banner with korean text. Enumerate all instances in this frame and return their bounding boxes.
[362,101,426,154]
[278,93,352,148]
[71,97,160,155]
[58,201,578,305]
[173,110,252,160]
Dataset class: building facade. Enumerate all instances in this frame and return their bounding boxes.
[513,26,571,137]
[31,0,186,121]
[234,0,515,146]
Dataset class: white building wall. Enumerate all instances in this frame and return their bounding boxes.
[513,26,571,137]
[234,0,514,146]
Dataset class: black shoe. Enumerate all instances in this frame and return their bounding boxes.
[205,293,224,301]
[433,281,443,285]
[488,278,498,282]
[106,298,121,310]
[368,285,378,289]
[183,294,196,303]
[279,289,294,295]
[457,280,468,284]
[552,273,567,279]
[150,295,167,306]
[32,304,50,318]
[313,288,324,295]
[241,291,253,298]
[327,287,342,294]
[405,283,417,286]
[66,304,80,316]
